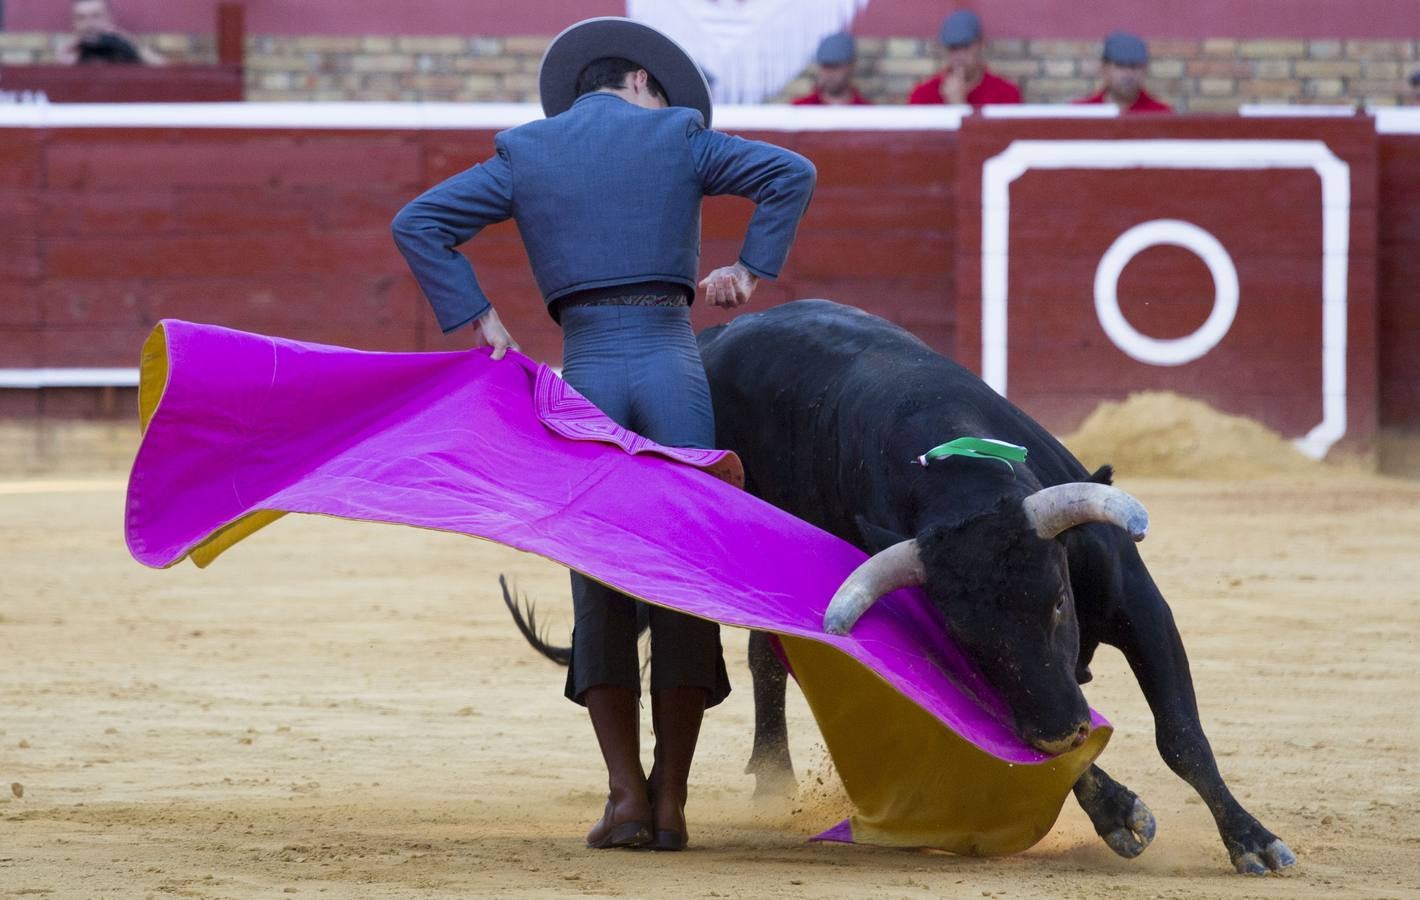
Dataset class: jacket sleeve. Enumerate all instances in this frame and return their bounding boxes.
[391,145,514,335]
[688,120,816,280]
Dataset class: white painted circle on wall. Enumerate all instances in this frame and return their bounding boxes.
[1093,219,1239,366]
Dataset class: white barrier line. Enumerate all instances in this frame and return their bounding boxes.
[1,100,1413,132]
[0,479,128,495]
[0,368,140,389]
[0,364,551,386]
[980,103,1117,119]
[1239,104,1357,118]
[1372,108,1420,135]
[0,101,970,132]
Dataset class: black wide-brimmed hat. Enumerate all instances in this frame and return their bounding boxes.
[538,17,713,126]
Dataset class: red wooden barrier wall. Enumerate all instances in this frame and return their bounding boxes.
[1378,134,1420,433]
[0,124,957,417]
[2,116,1416,456]
[0,66,245,102]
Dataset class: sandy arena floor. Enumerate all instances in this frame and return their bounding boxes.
[2,458,1418,898]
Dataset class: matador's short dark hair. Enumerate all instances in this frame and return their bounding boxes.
[575,57,666,100]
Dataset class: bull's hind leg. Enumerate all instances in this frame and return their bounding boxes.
[1115,576,1296,875]
[745,630,796,798]
[1073,765,1156,858]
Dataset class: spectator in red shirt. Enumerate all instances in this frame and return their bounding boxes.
[1076,32,1171,113]
[792,32,871,106]
[907,10,1021,106]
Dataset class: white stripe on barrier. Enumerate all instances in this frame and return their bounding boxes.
[980,103,1118,119]
[0,479,128,495]
[1372,107,1420,135]
[0,100,1413,133]
[0,368,140,388]
[0,101,969,132]
[0,364,553,387]
[1239,104,1357,118]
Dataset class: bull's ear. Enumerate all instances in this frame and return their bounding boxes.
[1089,465,1114,485]
[854,515,911,554]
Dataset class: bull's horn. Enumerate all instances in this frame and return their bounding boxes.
[1022,482,1149,542]
[823,540,925,635]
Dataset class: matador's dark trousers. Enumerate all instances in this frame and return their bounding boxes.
[557,302,732,708]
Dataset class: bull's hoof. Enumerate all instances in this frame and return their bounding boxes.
[1102,798,1156,859]
[750,770,798,802]
[1232,838,1296,875]
[745,752,797,802]
[1074,767,1156,859]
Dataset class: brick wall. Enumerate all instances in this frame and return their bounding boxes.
[1,31,1416,109]
[0,122,955,377]
[0,32,216,66]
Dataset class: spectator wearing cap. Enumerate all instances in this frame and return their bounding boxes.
[1409,70,1420,104]
[907,10,1021,106]
[1076,31,1171,113]
[792,32,871,105]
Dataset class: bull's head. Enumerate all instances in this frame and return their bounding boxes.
[823,481,1148,755]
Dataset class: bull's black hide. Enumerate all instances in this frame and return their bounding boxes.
[504,300,1294,875]
[696,301,1294,875]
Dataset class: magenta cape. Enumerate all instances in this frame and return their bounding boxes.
[125,320,1110,855]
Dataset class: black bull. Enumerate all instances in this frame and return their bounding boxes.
[503,300,1294,875]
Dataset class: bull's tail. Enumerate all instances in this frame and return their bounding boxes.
[499,574,572,666]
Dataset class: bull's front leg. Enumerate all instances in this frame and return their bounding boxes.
[1114,580,1296,875]
[745,630,796,798]
[1073,764,1157,858]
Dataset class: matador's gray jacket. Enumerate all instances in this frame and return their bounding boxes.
[391,91,817,333]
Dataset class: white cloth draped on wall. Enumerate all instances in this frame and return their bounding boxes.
[626,0,871,104]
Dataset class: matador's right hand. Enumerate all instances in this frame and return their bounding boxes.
[472,307,520,360]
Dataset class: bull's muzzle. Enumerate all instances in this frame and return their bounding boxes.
[1025,721,1093,755]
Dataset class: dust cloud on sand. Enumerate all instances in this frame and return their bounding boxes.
[2,407,1417,898]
